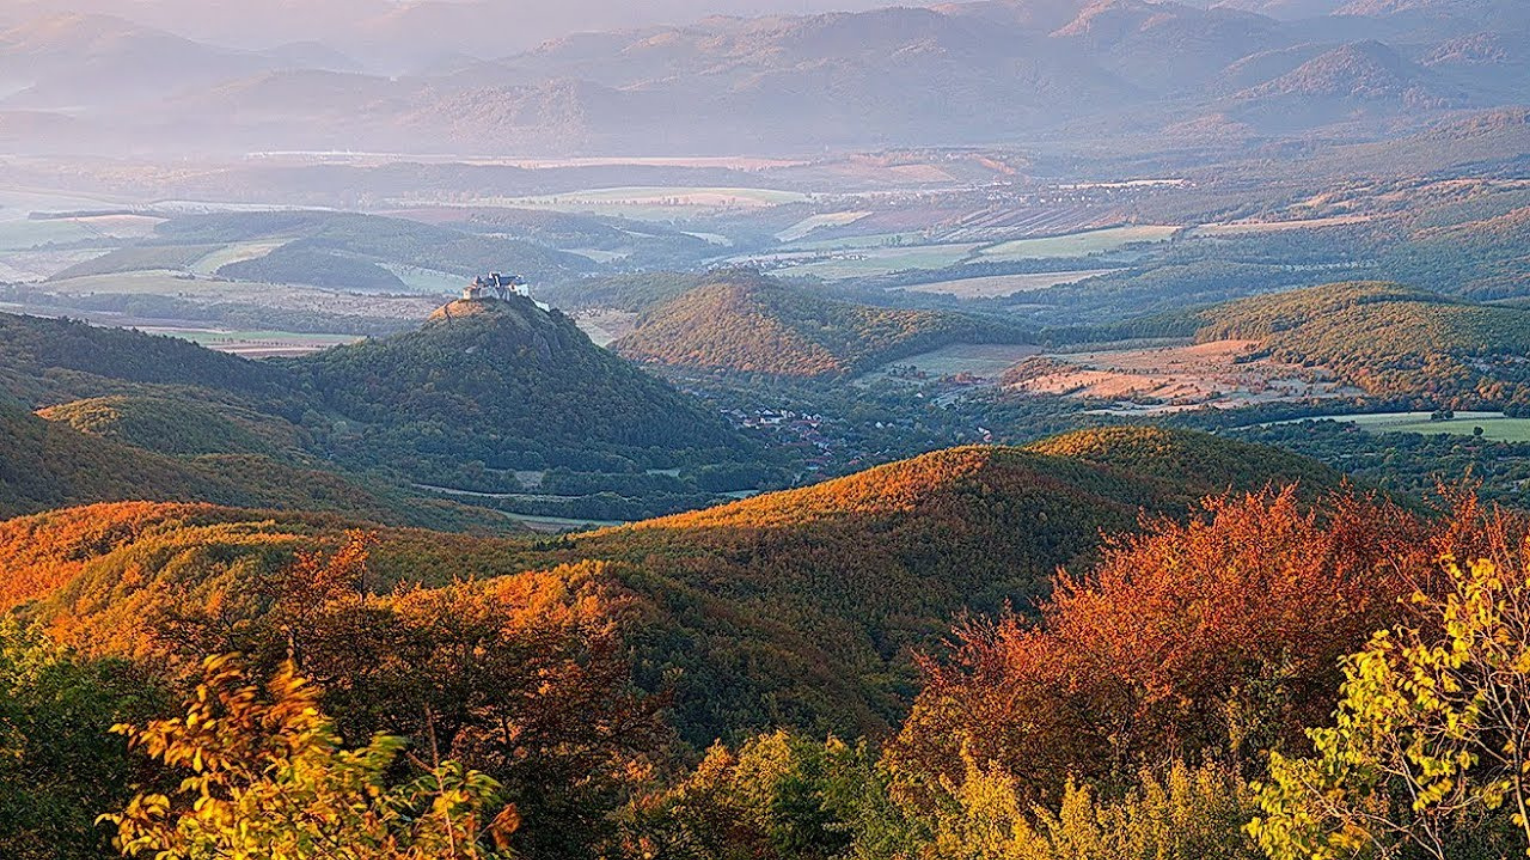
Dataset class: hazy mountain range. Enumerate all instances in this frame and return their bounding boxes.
[1,0,1526,156]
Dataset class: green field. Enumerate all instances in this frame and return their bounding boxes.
[771,243,982,280]
[52,244,225,279]
[977,225,1179,260]
[897,269,1118,298]
[189,240,291,275]
[776,211,872,242]
[499,186,810,218]
[859,343,1042,383]
[1286,411,1530,441]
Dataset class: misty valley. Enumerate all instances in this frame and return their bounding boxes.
[4,1,1530,859]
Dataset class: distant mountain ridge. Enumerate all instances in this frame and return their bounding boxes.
[5,0,1526,155]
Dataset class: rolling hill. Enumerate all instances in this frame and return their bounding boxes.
[293,295,747,470]
[0,426,1345,743]
[1193,281,1530,410]
[612,273,1029,377]
[0,400,506,530]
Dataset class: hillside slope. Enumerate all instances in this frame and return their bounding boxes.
[1194,281,1530,410]
[0,401,506,530]
[294,295,746,470]
[613,273,1027,377]
[0,427,1344,742]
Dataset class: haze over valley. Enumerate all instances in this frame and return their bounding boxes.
[5,2,1530,859]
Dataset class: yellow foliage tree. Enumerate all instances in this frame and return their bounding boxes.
[102,654,517,860]
[1250,554,1530,860]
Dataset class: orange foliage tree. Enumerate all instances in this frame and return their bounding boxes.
[888,488,1432,807]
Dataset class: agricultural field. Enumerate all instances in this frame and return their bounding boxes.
[571,309,640,347]
[769,242,982,280]
[896,269,1118,298]
[41,272,443,321]
[499,186,812,218]
[378,263,466,294]
[52,244,225,279]
[0,218,100,250]
[775,211,872,242]
[188,240,291,275]
[139,327,362,357]
[0,248,105,282]
[977,225,1179,260]
[1008,339,1363,414]
[1290,411,1530,441]
[861,343,1044,383]
[1187,215,1375,237]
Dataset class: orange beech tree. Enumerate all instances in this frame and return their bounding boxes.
[888,488,1433,807]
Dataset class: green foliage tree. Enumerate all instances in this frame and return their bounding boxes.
[0,621,165,860]
[104,653,517,860]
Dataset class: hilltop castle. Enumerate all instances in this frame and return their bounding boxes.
[463,272,531,302]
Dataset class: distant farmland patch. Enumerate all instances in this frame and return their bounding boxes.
[49,244,224,280]
[977,225,1178,260]
[500,186,810,218]
[1290,411,1530,441]
[896,269,1119,298]
[188,240,291,275]
[776,211,872,242]
[861,343,1043,383]
[771,243,982,280]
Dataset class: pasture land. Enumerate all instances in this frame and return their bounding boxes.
[977,225,1178,260]
[141,327,362,357]
[1188,215,1374,237]
[771,243,982,280]
[189,240,290,275]
[776,211,872,242]
[1010,339,1362,414]
[52,244,224,279]
[500,186,810,218]
[1290,411,1530,441]
[862,343,1044,383]
[896,269,1118,298]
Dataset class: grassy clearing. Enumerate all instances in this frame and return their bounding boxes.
[51,244,224,279]
[977,225,1178,260]
[897,269,1119,298]
[861,343,1043,383]
[499,512,622,533]
[142,327,362,356]
[772,243,982,280]
[775,211,872,242]
[501,186,809,217]
[188,240,291,275]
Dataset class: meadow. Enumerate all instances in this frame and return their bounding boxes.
[977,225,1179,260]
[896,269,1118,298]
[1297,411,1530,441]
